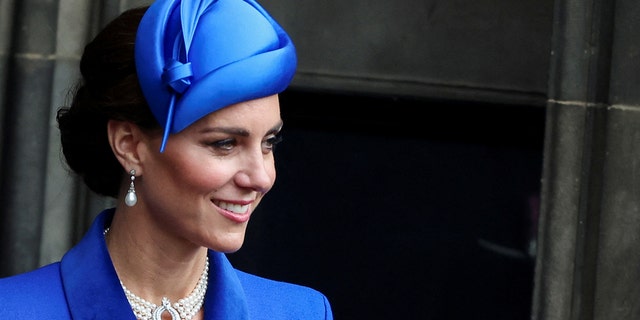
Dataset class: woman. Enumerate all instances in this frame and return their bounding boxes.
[0,0,333,319]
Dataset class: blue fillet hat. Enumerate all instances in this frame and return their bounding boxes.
[135,0,297,152]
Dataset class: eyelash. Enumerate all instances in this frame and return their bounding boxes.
[266,134,283,150]
[207,133,283,152]
[209,138,235,151]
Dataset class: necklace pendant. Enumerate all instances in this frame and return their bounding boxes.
[121,257,208,320]
[152,297,181,320]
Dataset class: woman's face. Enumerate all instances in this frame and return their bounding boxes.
[137,94,282,253]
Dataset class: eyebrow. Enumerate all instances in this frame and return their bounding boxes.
[197,120,284,136]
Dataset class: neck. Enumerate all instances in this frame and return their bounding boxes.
[120,256,209,320]
[105,207,209,303]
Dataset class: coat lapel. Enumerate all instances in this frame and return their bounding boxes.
[60,209,135,319]
[60,209,250,320]
[203,251,250,320]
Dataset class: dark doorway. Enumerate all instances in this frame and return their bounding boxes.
[228,89,545,319]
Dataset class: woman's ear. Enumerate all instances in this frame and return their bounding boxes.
[107,120,143,171]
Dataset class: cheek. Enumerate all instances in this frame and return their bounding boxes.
[179,160,230,192]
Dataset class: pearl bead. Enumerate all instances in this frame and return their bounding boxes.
[125,191,137,207]
[119,257,208,320]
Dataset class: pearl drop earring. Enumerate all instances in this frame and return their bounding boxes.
[125,169,137,207]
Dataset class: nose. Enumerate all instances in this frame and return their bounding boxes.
[234,149,275,194]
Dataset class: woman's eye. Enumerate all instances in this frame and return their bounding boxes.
[209,138,236,151]
[264,134,283,151]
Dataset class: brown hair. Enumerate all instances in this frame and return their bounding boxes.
[57,6,159,198]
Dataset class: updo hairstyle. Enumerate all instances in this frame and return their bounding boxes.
[56,6,159,198]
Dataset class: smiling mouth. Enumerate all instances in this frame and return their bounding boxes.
[213,200,250,214]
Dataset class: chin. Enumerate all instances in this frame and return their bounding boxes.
[215,245,244,254]
[221,246,243,254]
[210,237,245,253]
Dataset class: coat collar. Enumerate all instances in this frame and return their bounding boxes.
[60,208,249,319]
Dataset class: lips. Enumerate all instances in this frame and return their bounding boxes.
[212,200,252,223]
[215,200,250,214]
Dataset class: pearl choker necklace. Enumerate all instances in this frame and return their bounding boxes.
[104,227,209,320]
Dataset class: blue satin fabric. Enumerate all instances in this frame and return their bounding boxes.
[135,0,297,151]
[0,209,333,319]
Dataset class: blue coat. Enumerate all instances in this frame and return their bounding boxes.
[0,209,333,319]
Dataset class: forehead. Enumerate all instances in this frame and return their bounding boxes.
[185,95,282,129]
